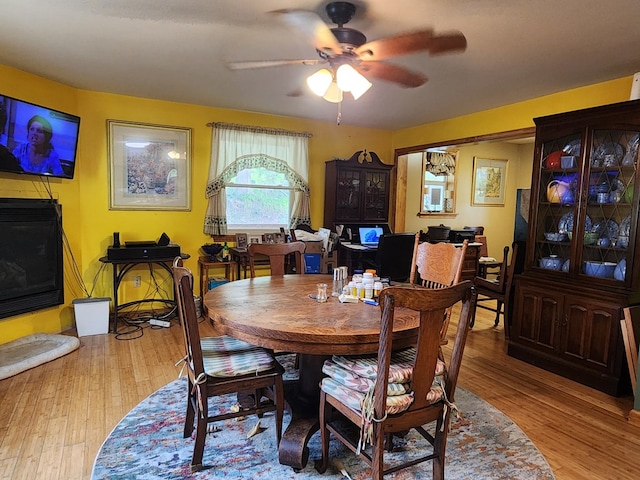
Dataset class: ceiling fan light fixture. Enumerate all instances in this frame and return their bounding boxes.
[335,64,371,99]
[323,81,343,103]
[306,68,333,96]
[350,75,372,100]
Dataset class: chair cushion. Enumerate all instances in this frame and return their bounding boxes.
[323,360,411,396]
[321,347,447,416]
[331,347,446,383]
[321,377,415,415]
[200,335,276,377]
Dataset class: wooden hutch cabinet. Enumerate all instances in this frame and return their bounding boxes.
[323,150,393,232]
[510,99,640,396]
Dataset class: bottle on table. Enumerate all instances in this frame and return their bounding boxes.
[222,242,229,260]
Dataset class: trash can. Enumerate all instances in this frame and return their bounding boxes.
[72,297,111,336]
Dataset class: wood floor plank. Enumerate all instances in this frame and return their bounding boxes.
[0,305,638,480]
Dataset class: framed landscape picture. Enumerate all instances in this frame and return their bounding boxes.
[472,157,508,206]
[108,120,191,210]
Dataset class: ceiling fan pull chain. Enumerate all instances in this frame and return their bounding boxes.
[337,101,342,125]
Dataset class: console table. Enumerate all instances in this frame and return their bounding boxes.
[99,254,189,333]
[197,256,236,298]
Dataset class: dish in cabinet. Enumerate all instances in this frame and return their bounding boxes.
[559,212,592,233]
[591,142,624,167]
[592,219,619,240]
[620,215,631,237]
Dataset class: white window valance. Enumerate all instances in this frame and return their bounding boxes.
[203,123,312,235]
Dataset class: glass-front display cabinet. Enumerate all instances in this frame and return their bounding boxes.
[324,150,393,231]
[510,99,640,396]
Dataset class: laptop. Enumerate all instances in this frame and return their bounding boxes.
[358,227,383,247]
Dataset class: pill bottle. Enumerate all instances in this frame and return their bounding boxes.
[364,284,373,299]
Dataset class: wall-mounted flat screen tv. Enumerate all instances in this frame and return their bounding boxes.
[0,94,80,179]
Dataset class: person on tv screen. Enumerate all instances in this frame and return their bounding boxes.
[12,114,64,175]
[0,102,22,172]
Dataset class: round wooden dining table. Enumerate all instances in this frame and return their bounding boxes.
[204,274,420,470]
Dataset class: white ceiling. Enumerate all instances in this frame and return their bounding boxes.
[1,0,639,130]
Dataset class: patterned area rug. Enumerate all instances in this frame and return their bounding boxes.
[92,372,554,480]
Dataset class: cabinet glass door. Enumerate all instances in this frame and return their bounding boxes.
[580,129,638,282]
[535,132,582,275]
[363,171,388,221]
[335,168,361,221]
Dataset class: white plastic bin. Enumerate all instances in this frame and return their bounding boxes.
[72,297,111,336]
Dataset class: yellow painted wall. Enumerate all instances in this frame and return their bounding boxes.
[0,64,391,344]
[403,142,534,259]
[393,75,633,260]
[0,61,636,345]
[0,67,84,340]
[392,77,633,150]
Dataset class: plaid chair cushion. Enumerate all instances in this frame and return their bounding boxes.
[321,377,415,415]
[331,347,446,382]
[200,335,276,377]
[320,347,447,415]
[323,360,411,395]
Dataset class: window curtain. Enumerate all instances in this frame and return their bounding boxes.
[425,151,456,176]
[204,122,312,235]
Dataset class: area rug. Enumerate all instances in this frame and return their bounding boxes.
[0,333,80,380]
[92,375,555,480]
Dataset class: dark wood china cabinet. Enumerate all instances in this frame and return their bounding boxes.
[510,99,640,396]
[323,150,393,232]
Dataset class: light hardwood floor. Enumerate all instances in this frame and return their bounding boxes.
[1,305,639,480]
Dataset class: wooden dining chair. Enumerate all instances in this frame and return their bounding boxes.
[247,241,306,277]
[316,282,477,480]
[472,242,519,337]
[172,258,285,473]
[409,233,468,343]
[621,305,640,394]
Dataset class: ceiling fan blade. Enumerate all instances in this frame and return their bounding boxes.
[357,61,427,88]
[226,59,323,70]
[427,31,468,55]
[271,9,342,56]
[355,29,466,60]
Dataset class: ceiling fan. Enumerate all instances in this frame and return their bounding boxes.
[226,1,467,102]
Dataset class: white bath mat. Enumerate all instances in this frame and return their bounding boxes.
[0,333,80,380]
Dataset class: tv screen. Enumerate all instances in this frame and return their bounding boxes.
[0,94,80,179]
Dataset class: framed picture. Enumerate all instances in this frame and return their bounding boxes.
[235,233,248,249]
[107,120,191,210]
[263,233,275,244]
[472,157,508,206]
[274,232,285,244]
[248,235,261,245]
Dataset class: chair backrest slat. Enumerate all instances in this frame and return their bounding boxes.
[247,241,306,277]
[409,235,469,342]
[376,282,476,415]
[409,234,468,287]
[172,257,205,379]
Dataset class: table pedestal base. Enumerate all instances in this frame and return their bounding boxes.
[278,353,329,470]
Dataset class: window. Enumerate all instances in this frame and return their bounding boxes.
[420,149,457,215]
[422,172,446,212]
[204,123,311,236]
[226,167,292,230]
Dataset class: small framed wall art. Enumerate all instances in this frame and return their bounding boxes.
[471,157,508,206]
